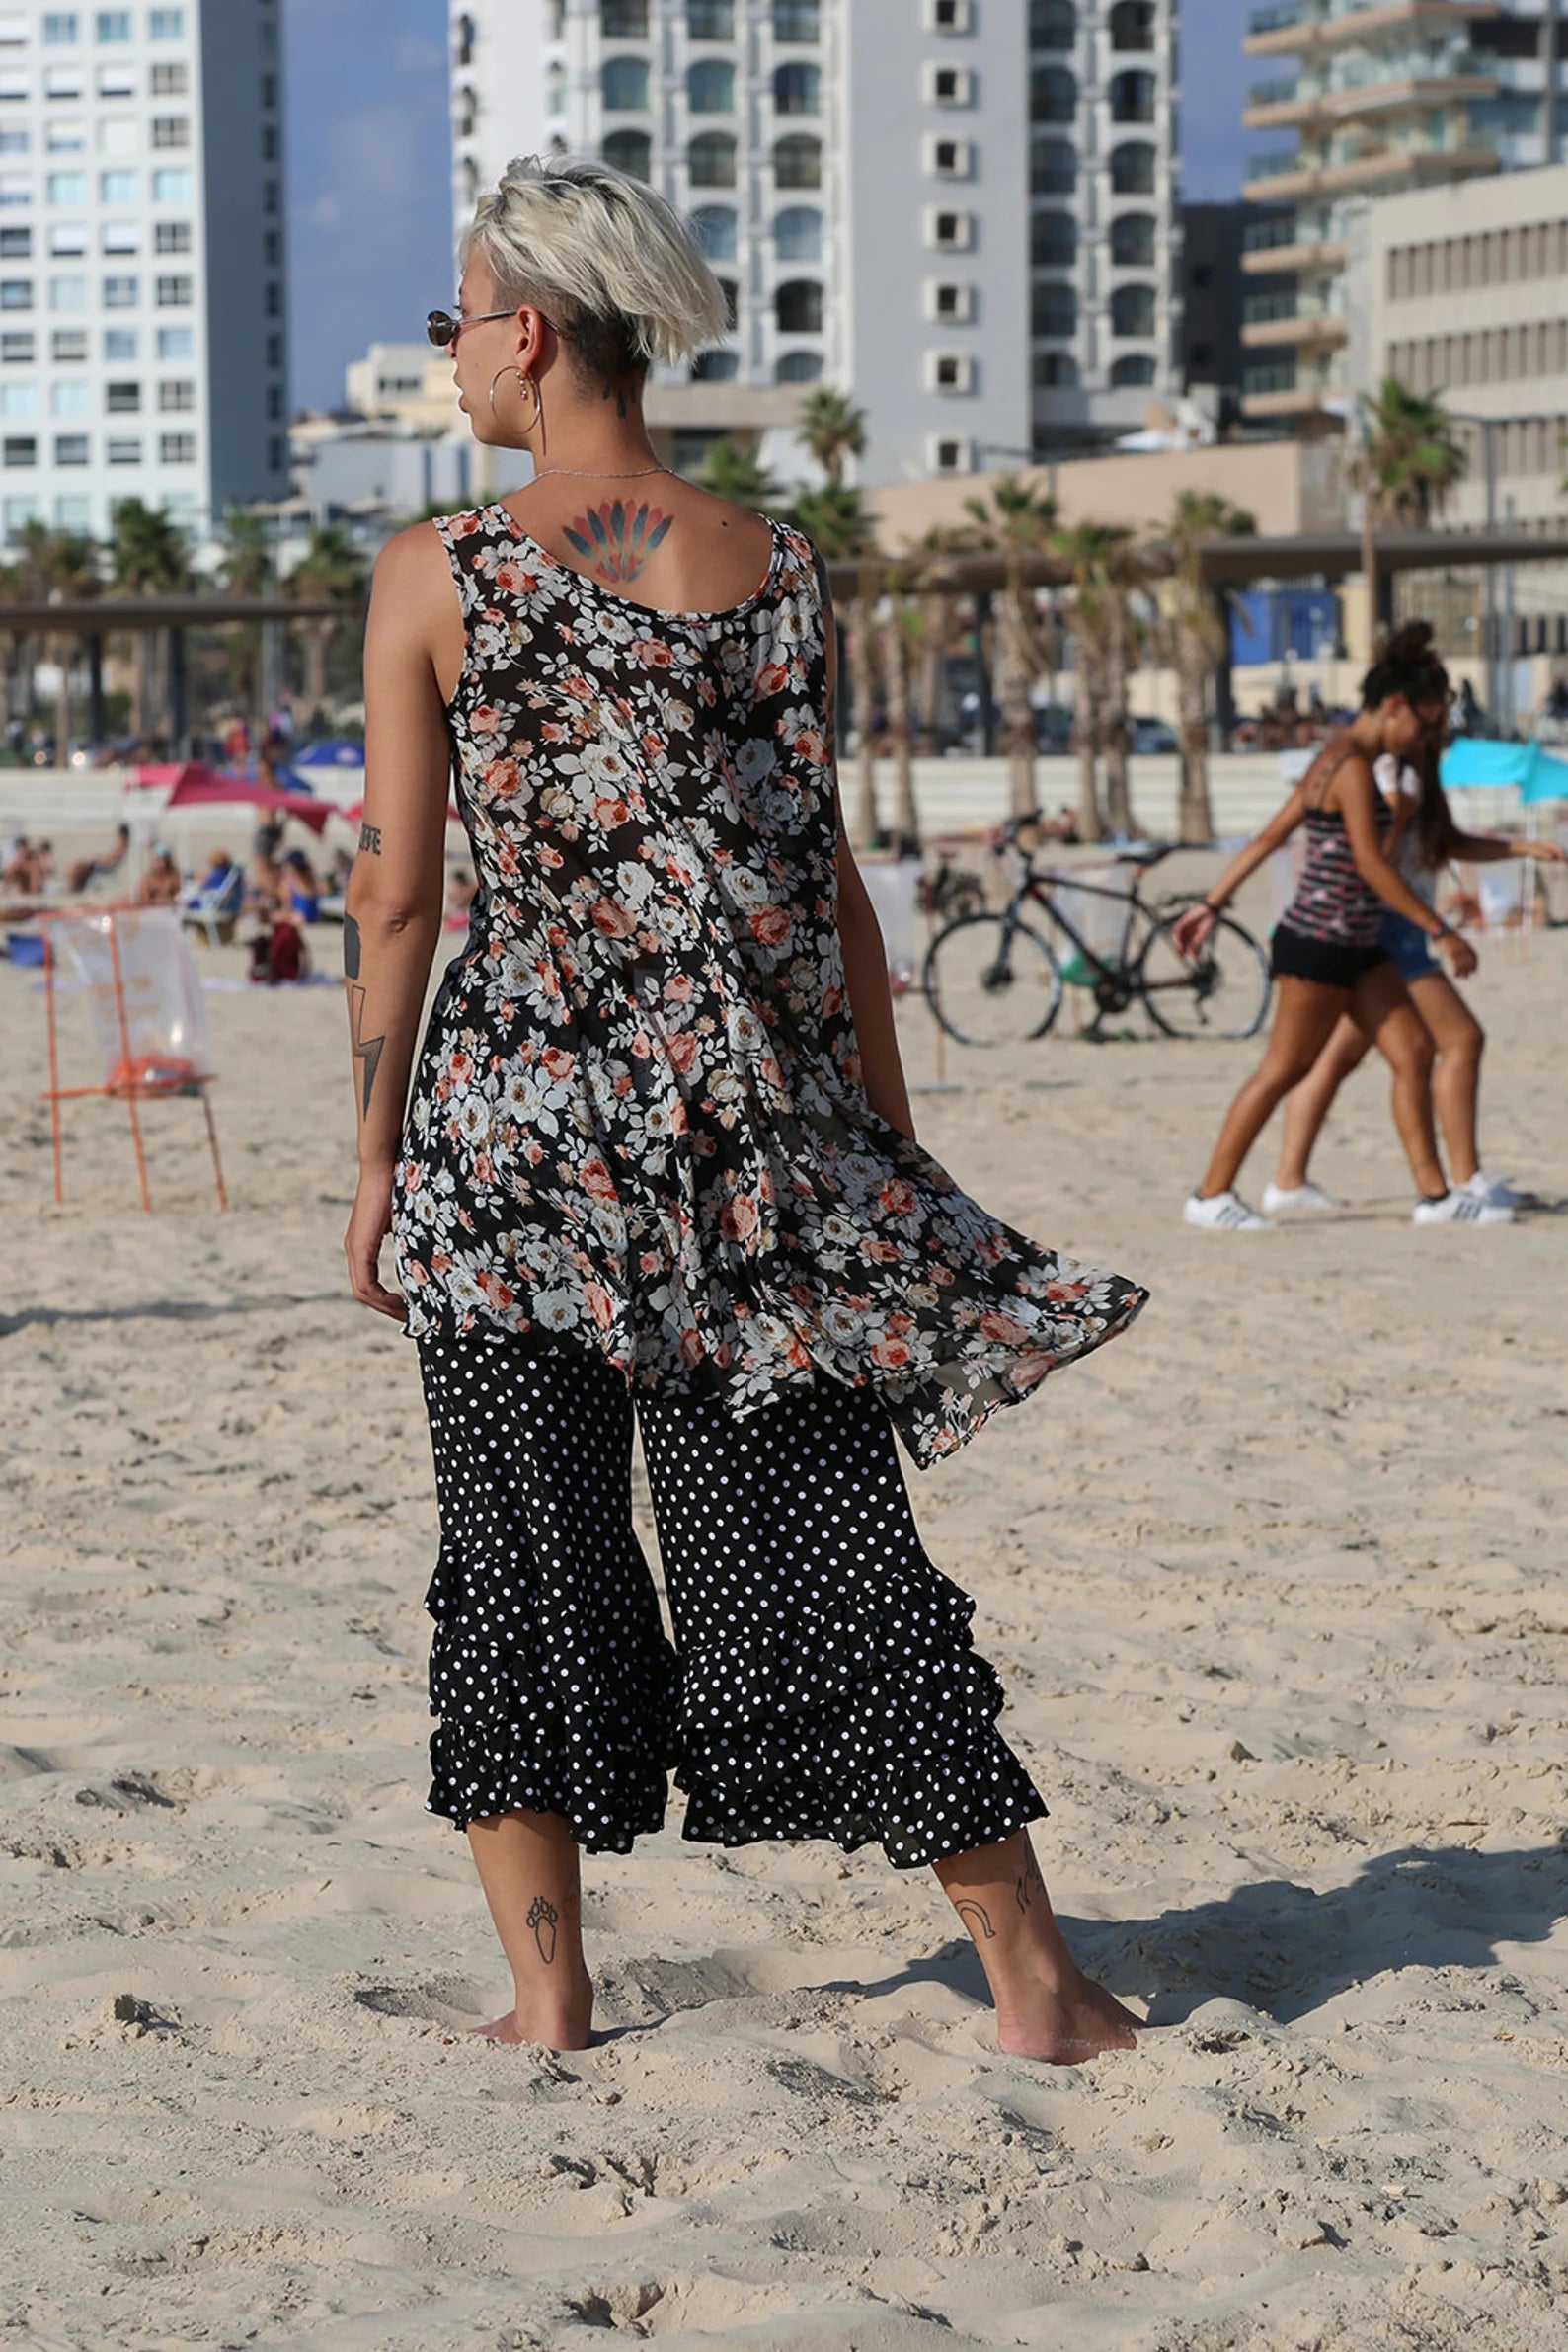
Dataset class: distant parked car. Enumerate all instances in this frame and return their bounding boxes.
[1131,715,1178,755]
[1033,704,1074,752]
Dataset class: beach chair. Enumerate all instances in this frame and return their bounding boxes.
[179,862,244,947]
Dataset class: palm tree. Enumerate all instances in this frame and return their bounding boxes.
[287,523,368,728]
[216,506,275,730]
[698,436,780,509]
[1049,521,1138,844]
[107,499,190,741]
[902,522,975,752]
[792,481,882,848]
[1164,490,1255,843]
[15,522,100,763]
[796,386,866,488]
[964,474,1058,822]
[1357,376,1467,634]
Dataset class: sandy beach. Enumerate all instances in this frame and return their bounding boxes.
[3,888,1565,2350]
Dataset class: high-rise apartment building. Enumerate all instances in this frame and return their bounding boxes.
[0,0,288,546]
[450,0,1183,483]
[1239,1,1568,429]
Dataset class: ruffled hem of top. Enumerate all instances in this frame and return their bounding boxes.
[423,1570,677,1851]
[669,1562,1047,1870]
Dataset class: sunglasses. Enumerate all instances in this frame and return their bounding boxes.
[426,305,569,349]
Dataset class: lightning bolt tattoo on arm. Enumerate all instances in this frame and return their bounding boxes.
[342,911,387,1119]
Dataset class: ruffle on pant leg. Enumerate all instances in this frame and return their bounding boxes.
[424,1548,677,1853]
[672,1562,1046,1869]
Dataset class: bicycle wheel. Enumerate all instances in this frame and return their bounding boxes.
[1137,909,1272,1039]
[922,911,1063,1047]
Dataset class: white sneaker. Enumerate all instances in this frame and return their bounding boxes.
[1183,1190,1275,1231]
[1412,1187,1515,1226]
[1464,1169,1531,1211]
[1261,1180,1340,1215]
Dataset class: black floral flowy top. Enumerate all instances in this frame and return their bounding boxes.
[392,502,1147,1467]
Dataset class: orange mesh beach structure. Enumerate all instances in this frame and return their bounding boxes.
[39,904,229,1214]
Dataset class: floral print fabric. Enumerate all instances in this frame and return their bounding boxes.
[392,502,1147,1467]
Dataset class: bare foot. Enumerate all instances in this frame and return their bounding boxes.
[994,1967,1142,2065]
[469,1969,593,2052]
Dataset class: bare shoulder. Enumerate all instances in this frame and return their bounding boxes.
[371,517,452,595]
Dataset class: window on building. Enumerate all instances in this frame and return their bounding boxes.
[1031,1,1075,49]
[1110,140,1154,194]
[774,204,823,261]
[1034,350,1078,386]
[1031,64,1074,122]
[0,382,34,413]
[3,433,36,464]
[54,492,91,525]
[55,431,90,463]
[1111,353,1156,385]
[155,273,191,305]
[99,116,136,152]
[928,434,973,473]
[106,434,139,462]
[1031,209,1076,268]
[1031,279,1076,337]
[773,133,821,188]
[1110,1,1154,50]
[931,352,974,393]
[105,379,138,410]
[776,348,823,381]
[151,117,189,148]
[49,274,86,308]
[43,68,83,97]
[159,431,194,462]
[686,0,733,35]
[158,378,193,411]
[102,324,135,356]
[157,323,193,357]
[0,173,29,207]
[43,14,81,41]
[152,167,191,202]
[1031,135,1074,194]
[47,118,87,149]
[0,130,28,154]
[602,127,652,179]
[103,273,136,305]
[929,279,973,322]
[687,57,735,111]
[690,203,738,259]
[1110,69,1155,123]
[0,276,28,308]
[149,7,186,34]
[151,62,187,94]
[927,207,973,251]
[772,0,820,39]
[0,16,25,45]
[686,129,735,185]
[0,226,27,255]
[155,221,191,253]
[774,276,822,332]
[1110,281,1155,336]
[266,381,281,419]
[261,123,278,161]
[458,79,480,133]
[50,380,88,416]
[926,63,975,104]
[265,330,281,366]
[0,329,30,359]
[96,10,131,39]
[773,61,820,113]
[0,72,28,103]
[1110,211,1155,267]
[599,0,647,32]
[928,0,974,28]
[50,328,84,358]
[262,72,277,108]
[690,348,739,381]
[46,170,87,204]
[602,54,650,110]
[268,435,284,471]
[50,225,87,258]
[100,168,135,201]
[96,63,133,95]
[102,225,138,257]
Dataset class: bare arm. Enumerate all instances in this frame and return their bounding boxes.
[342,524,453,1316]
[1170,784,1307,954]
[816,564,915,1141]
[1335,755,1460,933]
[1448,824,1568,866]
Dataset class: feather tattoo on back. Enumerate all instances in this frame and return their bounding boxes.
[563,499,673,586]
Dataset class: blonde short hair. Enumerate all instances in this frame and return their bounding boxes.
[461,153,729,379]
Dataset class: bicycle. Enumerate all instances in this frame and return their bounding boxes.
[921,821,1272,1048]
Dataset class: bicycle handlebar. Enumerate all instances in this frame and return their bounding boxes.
[992,814,1178,872]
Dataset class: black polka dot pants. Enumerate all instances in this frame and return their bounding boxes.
[415,1331,1048,1871]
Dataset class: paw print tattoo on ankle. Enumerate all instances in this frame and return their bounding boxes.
[526,1892,559,1965]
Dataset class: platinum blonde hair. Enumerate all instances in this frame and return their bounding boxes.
[461,153,729,376]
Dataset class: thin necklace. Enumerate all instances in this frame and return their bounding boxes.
[528,463,669,483]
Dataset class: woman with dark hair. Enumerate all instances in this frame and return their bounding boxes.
[1267,736,1566,1215]
[340,155,1147,2061]
[1173,623,1482,1229]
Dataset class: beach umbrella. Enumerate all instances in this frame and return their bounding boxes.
[164,774,332,834]
[293,739,365,771]
[132,760,227,793]
[1441,739,1568,806]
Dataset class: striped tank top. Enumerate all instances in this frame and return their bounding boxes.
[1282,741,1392,949]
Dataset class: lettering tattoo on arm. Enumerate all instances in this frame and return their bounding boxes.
[526,1893,559,1966]
[954,1898,996,1943]
[563,498,673,587]
[341,913,386,1118]
[358,822,382,855]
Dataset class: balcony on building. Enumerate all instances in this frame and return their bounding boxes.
[1243,1,1504,62]
[1243,58,1497,132]
[1240,211,1348,275]
[1239,285,1349,351]
[1241,133,1499,202]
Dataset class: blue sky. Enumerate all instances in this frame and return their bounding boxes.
[282,0,1254,414]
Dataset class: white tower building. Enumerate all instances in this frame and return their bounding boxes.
[0,0,288,546]
[449,0,1183,484]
